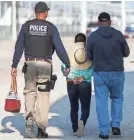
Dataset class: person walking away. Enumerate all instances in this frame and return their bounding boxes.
[11,1,70,138]
[62,33,93,137]
[86,12,130,139]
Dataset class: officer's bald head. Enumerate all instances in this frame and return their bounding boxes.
[35,2,49,20]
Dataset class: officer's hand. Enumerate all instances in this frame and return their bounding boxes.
[64,68,70,77]
[11,68,17,77]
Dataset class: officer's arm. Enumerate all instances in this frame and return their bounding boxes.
[52,26,70,68]
[11,25,25,68]
[120,32,130,57]
[86,35,93,60]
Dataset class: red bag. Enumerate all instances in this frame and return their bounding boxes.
[4,76,21,113]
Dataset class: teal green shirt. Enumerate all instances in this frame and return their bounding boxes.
[61,63,94,83]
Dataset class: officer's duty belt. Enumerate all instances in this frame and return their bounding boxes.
[25,58,52,64]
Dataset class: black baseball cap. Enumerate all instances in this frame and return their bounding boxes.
[35,2,50,13]
[98,12,111,22]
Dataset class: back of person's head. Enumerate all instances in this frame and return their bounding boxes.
[98,12,111,26]
[35,2,50,19]
[75,33,86,43]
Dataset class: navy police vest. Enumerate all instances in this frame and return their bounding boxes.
[23,19,53,57]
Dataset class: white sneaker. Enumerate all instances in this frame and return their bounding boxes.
[76,120,84,137]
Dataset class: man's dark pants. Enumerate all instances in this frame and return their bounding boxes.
[67,81,92,132]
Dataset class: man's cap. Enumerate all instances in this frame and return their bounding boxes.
[98,12,111,22]
[35,2,50,13]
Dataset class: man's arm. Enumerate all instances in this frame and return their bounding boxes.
[120,32,130,57]
[86,35,93,60]
[11,25,25,68]
[51,25,70,68]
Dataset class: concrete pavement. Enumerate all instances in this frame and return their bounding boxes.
[0,38,134,140]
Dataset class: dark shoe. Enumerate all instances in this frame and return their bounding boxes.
[43,132,49,138]
[37,128,49,138]
[112,127,121,135]
[99,134,109,139]
[37,128,42,138]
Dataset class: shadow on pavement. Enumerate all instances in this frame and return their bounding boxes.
[0,113,25,136]
[0,71,134,139]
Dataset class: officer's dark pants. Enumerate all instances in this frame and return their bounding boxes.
[67,81,92,132]
[23,61,52,131]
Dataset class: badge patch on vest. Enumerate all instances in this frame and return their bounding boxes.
[29,25,47,36]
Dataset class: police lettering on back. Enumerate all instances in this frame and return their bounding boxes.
[29,25,48,36]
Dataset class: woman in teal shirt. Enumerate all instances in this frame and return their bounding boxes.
[62,33,93,137]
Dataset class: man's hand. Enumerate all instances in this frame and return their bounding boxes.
[64,68,70,77]
[11,68,17,77]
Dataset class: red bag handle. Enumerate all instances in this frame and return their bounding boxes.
[10,76,18,95]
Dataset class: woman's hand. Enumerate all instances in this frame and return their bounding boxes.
[74,76,84,84]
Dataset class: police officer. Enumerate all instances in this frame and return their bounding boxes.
[11,2,70,138]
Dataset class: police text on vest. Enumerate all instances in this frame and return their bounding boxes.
[29,25,47,36]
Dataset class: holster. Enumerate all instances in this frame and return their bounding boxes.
[50,74,57,90]
[36,63,57,91]
[36,81,51,92]
[22,62,28,74]
[36,75,57,92]
[50,64,57,90]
